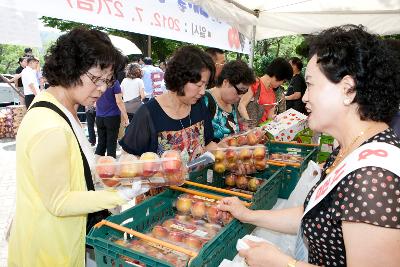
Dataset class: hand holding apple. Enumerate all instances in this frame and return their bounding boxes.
[217,197,252,223]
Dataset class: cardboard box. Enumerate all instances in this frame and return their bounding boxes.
[262,108,308,142]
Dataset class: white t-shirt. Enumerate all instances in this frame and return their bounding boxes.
[120,77,144,102]
[21,66,39,95]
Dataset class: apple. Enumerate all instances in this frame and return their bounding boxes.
[227,161,238,171]
[168,231,185,243]
[176,196,192,214]
[225,173,236,186]
[213,162,226,173]
[165,171,185,186]
[247,132,258,145]
[161,150,182,174]
[162,219,176,229]
[140,152,160,177]
[213,150,225,162]
[191,201,206,218]
[118,155,141,178]
[248,177,261,192]
[206,205,222,223]
[235,175,248,189]
[221,212,234,225]
[152,225,169,239]
[225,149,237,162]
[239,148,252,161]
[96,156,116,178]
[237,135,248,146]
[226,137,238,147]
[101,177,120,187]
[175,214,190,222]
[184,235,203,250]
[252,146,266,160]
[254,158,267,171]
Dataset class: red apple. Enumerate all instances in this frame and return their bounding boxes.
[168,231,185,243]
[152,225,169,239]
[237,135,248,146]
[162,219,176,229]
[225,149,237,162]
[252,146,266,160]
[184,235,203,250]
[96,156,116,178]
[236,175,248,189]
[191,201,207,219]
[176,196,192,214]
[221,211,234,225]
[161,150,182,174]
[254,158,267,171]
[101,177,120,187]
[213,150,225,162]
[118,154,141,178]
[226,137,238,147]
[247,132,258,145]
[248,177,261,192]
[213,162,226,173]
[165,169,185,186]
[239,148,252,161]
[206,205,222,223]
[227,161,238,171]
[140,152,160,177]
[225,173,237,186]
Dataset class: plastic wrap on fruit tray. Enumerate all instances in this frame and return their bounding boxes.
[269,153,304,164]
[224,174,264,194]
[112,237,189,267]
[222,127,267,147]
[95,150,187,188]
[175,193,233,226]
[211,145,268,174]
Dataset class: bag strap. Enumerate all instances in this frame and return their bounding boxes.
[29,101,95,191]
[204,91,217,118]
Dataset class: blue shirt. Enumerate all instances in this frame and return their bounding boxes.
[142,64,164,97]
[96,80,122,117]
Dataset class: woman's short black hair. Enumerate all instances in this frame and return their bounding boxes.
[289,57,303,71]
[308,24,400,123]
[43,27,125,88]
[265,57,293,81]
[164,45,215,96]
[215,60,256,87]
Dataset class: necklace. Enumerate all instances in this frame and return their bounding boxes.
[325,125,375,174]
[179,114,193,153]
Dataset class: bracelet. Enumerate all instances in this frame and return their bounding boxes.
[287,258,298,267]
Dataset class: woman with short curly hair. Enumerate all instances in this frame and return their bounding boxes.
[219,25,400,267]
[8,27,149,267]
[120,45,217,163]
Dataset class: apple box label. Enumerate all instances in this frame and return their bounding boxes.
[192,229,208,238]
[207,169,213,183]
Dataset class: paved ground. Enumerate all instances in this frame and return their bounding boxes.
[0,138,17,267]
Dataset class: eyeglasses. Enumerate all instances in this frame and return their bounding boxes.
[215,62,225,67]
[85,72,115,88]
[232,84,248,95]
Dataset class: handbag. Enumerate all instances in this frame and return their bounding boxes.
[245,78,265,128]
[29,101,110,235]
[124,96,142,114]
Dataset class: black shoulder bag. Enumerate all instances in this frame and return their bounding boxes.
[29,101,111,234]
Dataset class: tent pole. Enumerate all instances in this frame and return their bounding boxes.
[249,9,259,68]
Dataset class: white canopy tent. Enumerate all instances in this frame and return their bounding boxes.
[191,0,400,40]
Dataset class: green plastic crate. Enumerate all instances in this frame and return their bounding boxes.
[188,167,284,210]
[266,141,319,199]
[87,189,255,267]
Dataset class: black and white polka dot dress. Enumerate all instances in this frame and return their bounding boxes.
[302,128,400,266]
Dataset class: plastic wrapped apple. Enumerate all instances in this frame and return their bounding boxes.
[118,154,142,178]
[235,175,248,190]
[184,235,204,251]
[252,146,266,160]
[206,205,223,224]
[248,177,262,192]
[191,200,207,219]
[96,156,116,178]
[176,194,193,214]
[152,225,169,239]
[225,173,237,187]
[161,150,182,174]
[140,152,161,177]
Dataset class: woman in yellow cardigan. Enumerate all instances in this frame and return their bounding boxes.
[8,28,148,267]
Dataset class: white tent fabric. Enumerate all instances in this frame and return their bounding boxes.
[109,35,142,56]
[191,0,400,40]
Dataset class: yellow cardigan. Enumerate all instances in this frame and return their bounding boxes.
[8,92,125,267]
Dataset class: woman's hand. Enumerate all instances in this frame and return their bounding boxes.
[239,240,291,267]
[217,197,252,222]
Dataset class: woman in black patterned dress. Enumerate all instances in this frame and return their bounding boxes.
[218,25,400,267]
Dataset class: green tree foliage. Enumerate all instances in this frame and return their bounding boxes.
[0,45,26,74]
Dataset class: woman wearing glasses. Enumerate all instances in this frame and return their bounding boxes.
[8,28,148,267]
[238,58,292,127]
[204,60,256,141]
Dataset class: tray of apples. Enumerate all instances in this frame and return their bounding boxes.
[112,237,189,267]
[224,174,264,194]
[95,150,187,188]
[223,127,267,147]
[212,145,268,174]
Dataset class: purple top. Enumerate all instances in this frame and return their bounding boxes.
[96,80,122,117]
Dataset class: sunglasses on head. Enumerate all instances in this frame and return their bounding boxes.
[232,84,248,95]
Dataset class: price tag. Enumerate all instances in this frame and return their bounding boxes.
[207,169,213,183]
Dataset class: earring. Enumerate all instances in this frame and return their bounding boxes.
[343,99,351,106]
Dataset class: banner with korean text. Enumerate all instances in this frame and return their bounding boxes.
[9,0,250,54]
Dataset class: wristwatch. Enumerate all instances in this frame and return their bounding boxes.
[287,258,298,267]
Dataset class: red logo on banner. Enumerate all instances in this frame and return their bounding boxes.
[358,149,388,160]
